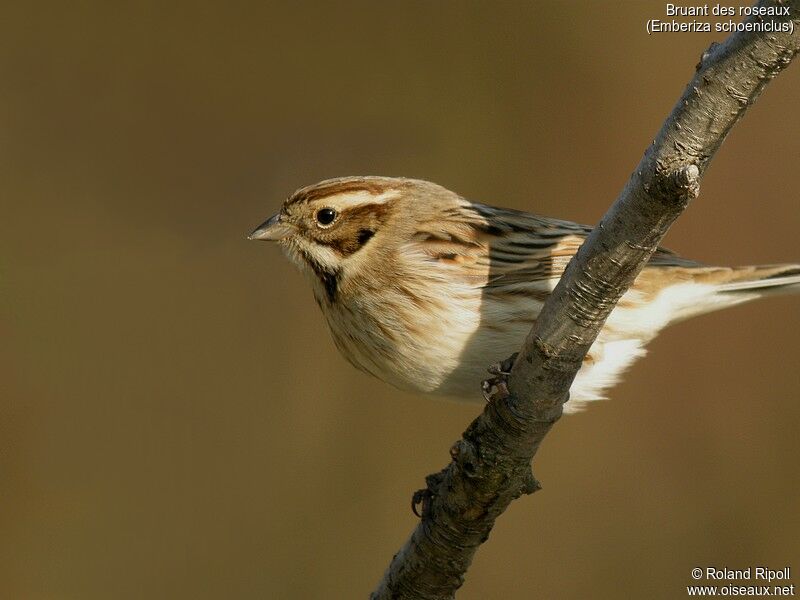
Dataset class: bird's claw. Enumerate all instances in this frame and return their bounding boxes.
[482,377,510,402]
[411,487,433,518]
[482,353,518,402]
[487,352,518,376]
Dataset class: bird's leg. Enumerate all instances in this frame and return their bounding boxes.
[481,352,518,402]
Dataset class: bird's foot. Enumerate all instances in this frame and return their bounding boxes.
[411,487,433,518]
[482,353,518,402]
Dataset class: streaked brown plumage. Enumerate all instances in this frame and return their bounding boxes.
[250,176,800,412]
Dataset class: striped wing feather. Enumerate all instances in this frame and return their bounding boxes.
[416,202,699,292]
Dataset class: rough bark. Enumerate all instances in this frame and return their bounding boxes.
[371,3,799,599]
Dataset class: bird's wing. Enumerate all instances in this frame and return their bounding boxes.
[411,202,699,291]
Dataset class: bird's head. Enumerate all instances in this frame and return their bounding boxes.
[249,176,458,301]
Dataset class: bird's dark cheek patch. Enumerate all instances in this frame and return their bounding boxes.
[357,229,375,247]
[318,228,376,257]
[318,236,358,257]
[311,202,389,256]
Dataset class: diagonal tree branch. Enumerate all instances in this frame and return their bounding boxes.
[371,2,799,599]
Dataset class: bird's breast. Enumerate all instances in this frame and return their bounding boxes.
[318,274,486,394]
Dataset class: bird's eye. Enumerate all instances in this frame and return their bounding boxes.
[315,208,337,227]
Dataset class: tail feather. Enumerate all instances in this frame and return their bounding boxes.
[717,264,800,295]
[655,263,800,326]
[566,262,798,413]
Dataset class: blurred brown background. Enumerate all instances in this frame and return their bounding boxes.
[2,2,798,598]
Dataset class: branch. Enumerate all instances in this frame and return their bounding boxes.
[371,3,799,599]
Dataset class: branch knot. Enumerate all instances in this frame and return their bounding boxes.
[673,164,701,200]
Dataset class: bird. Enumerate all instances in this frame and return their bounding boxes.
[249,176,800,413]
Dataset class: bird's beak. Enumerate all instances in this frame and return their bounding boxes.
[248,213,293,241]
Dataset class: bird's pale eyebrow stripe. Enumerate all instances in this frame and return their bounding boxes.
[287,180,400,207]
[325,190,402,210]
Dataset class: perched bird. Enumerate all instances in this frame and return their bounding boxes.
[249,176,800,413]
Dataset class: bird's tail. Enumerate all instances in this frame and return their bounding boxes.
[667,263,800,325]
[648,264,800,323]
[714,263,800,295]
[566,263,798,413]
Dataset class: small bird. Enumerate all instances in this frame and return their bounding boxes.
[250,176,800,413]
